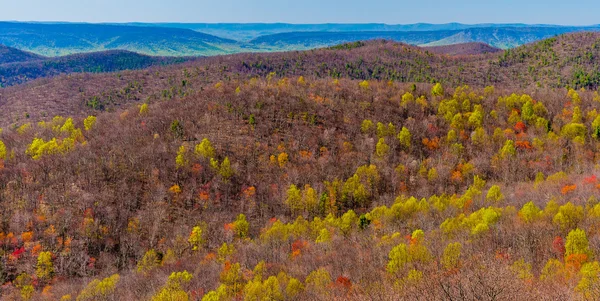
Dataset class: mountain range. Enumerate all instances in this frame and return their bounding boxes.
[1,21,600,57]
[0,45,194,87]
[1,31,599,127]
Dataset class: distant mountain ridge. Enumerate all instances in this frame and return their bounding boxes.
[124,22,600,41]
[1,22,600,57]
[250,26,600,49]
[0,22,240,56]
[0,45,194,87]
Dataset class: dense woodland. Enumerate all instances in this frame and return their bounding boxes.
[2,32,600,127]
[2,33,600,300]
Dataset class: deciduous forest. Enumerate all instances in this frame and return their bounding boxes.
[1,32,600,300]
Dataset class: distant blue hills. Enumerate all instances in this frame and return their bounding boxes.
[0,21,599,56]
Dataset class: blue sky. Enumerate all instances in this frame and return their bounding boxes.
[1,0,598,25]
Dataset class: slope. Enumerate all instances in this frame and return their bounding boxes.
[1,32,600,127]
[0,22,240,56]
[422,42,502,56]
[0,50,194,87]
[0,44,44,64]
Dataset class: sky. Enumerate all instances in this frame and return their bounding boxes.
[0,0,598,25]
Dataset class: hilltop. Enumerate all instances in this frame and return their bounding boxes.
[0,44,44,64]
[2,32,600,127]
[0,48,195,87]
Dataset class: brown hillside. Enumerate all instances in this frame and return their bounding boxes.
[423,42,502,55]
[1,32,600,128]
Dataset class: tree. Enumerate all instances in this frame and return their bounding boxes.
[592,115,600,139]
[286,185,303,215]
[152,271,193,301]
[83,116,97,131]
[233,214,249,239]
[0,140,6,160]
[387,243,409,274]
[139,103,149,115]
[305,268,332,295]
[486,185,504,204]
[499,140,516,159]
[77,274,120,301]
[401,92,414,107]
[521,100,535,123]
[188,226,204,251]
[219,157,234,179]
[442,242,462,270]
[565,229,592,261]
[176,145,187,169]
[361,119,373,133]
[553,202,584,231]
[277,153,288,168]
[577,261,600,298]
[519,201,541,223]
[195,138,215,159]
[302,185,318,214]
[36,251,54,282]
[137,249,161,274]
[375,138,389,158]
[431,83,444,96]
[359,80,370,90]
[397,127,411,150]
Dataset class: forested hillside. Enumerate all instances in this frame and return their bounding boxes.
[0,45,43,65]
[0,49,193,87]
[1,32,600,300]
[2,32,600,127]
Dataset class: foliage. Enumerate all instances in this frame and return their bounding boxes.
[77,274,120,301]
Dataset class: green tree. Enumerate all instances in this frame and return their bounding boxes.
[84,115,97,131]
[565,229,592,260]
[152,271,193,301]
[387,243,409,274]
[137,249,161,274]
[486,185,504,204]
[519,201,541,223]
[188,226,204,251]
[195,138,216,159]
[35,251,54,282]
[305,268,331,295]
[286,184,303,215]
[233,214,249,239]
[553,202,584,231]
[176,145,188,169]
[0,140,6,160]
[499,140,516,159]
[361,119,374,133]
[375,138,389,158]
[432,83,444,96]
[139,103,149,115]
[397,127,411,150]
[77,274,120,301]
[442,242,462,270]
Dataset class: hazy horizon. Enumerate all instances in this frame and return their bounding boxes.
[2,0,600,25]
[1,21,599,27]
